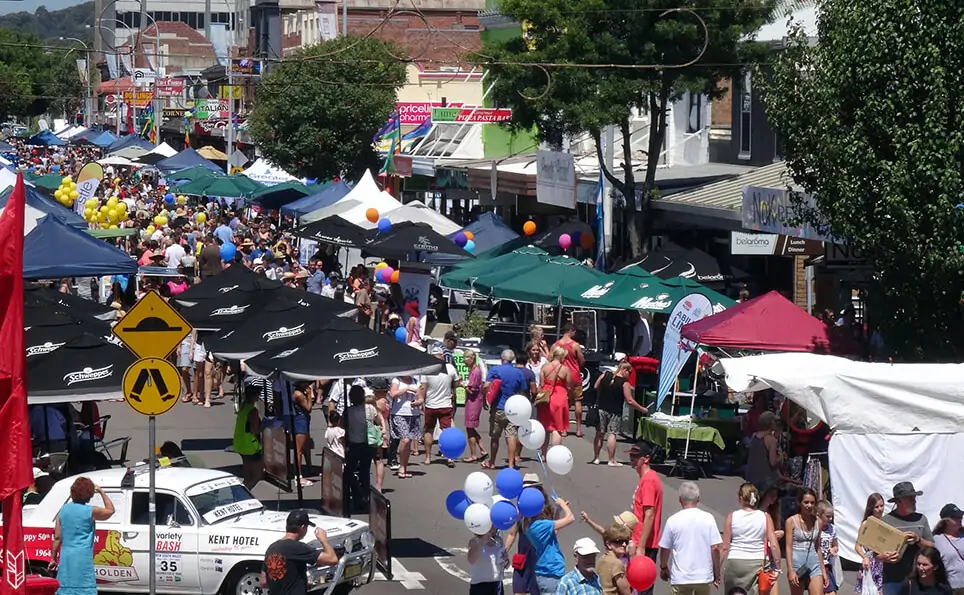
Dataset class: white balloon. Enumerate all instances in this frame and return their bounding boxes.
[517,419,546,451]
[504,394,532,425]
[546,445,574,475]
[463,502,493,535]
[464,471,494,503]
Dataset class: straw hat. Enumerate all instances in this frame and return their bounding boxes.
[613,510,638,529]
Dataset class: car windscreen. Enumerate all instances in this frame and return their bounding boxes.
[188,482,263,524]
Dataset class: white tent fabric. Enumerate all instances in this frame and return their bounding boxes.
[300,199,362,225]
[721,353,964,564]
[720,353,964,434]
[332,170,402,225]
[0,168,18,193]
[98,155,134,166]
[62,126,88,140]
[151,142,178,157]
[357,200,460,235]
[241,158,300,186]
[0,203,58,235]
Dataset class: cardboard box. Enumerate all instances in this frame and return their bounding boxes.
[857,515,909,556]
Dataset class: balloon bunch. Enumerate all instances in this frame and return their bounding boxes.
[559,231,595,251]
[374,262,399,284]
[442,395,575,535]
[53,176,78,208]
[453,230,476,254]
[83,195,128,229]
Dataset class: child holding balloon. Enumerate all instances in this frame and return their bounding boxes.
[467,526,509,595]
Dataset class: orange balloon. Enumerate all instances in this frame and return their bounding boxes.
[391,270,400,283]
[523,221,536,236]
[580,232,594,249]
[366,208,379,223]
[464,231,474,241]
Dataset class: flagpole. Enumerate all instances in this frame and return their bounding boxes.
[149,416,157,595]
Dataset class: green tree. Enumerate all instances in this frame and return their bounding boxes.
[761,1,964,360]
[249,36,408,180]
[476,0,773,256]
[0,29,82,120]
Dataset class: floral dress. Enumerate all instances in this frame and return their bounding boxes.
[854,524,884,595]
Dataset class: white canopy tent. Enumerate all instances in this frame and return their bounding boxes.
[329,170,402,225]
[151,142,178,158]
[97,155,134,166]
[299,199,362,225]
[358,199,461,235]
[241,158,302,186]
[721,353,964,563]
[60,126,88,140]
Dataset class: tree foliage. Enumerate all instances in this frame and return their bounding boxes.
[0,29,83,120]
[0,3,95,45]
[476,0,773,256]
[249,36,408,180]
[761,0,964,360]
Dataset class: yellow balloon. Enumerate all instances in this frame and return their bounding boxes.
[146,225,156,234]
[107,209,118,221]
[113,177,121,185]
[100,205,109,214]
[157,216,168,227]
[195,212,206,224]
[106,196,118,208]
[85,198,98,208]
[69,182,76,192]
[109,224,118,229]
[117,200,127,210]
[54,190,63,200]
[62,176,72,185]
[176,195,186,205]
[69,190,79,200]
[84,208,94,219]
[161,209,169,217]
[375,262,388,270]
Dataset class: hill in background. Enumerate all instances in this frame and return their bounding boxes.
[0,2,94,44]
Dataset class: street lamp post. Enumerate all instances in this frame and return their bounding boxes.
[60,37,94,127]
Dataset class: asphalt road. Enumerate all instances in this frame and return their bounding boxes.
[98,398,856,595]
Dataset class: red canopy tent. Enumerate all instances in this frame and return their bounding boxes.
[680,290,857,353]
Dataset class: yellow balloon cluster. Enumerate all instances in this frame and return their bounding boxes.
[53,176,78,208]
[83,195,128,228]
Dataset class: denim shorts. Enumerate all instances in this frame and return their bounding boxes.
[535,575,560,594]
[293,415,310,436]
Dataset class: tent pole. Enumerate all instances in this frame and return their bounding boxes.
[682,351,701,459]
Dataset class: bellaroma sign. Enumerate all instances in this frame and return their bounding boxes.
[536,150,576,209]
[741,185,831,242]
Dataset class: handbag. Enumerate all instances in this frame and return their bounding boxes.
[534,365,563,407]
[757,514,777,594]
[511,553,527,571]
[366,406,383,447]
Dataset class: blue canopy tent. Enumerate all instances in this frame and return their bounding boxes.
[107,135,153,153]
[0,184,87,230]
[90,131,118,148]
[26,130,66,146]
[280,181,351,217]
[423,212,520,265]
[155,148,222,174]
[23,215,137,279]
[0,141,15,153]
[70,129,104,146]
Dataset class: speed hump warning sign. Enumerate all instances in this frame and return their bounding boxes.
[122,357,182,416]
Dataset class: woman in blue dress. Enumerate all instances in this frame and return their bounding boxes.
[50,477,116,595]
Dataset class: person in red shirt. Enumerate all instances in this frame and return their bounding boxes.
[628,442,664,595]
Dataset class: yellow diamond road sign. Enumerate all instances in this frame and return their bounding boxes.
[112,290,193,359]
[123,357,182,416]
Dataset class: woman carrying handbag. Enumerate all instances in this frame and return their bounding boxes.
[722,483,783,595]
[534,346,572,456]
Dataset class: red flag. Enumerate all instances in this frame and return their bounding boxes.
[0,174,31,595]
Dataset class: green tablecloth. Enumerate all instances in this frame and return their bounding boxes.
[638,417,726,451]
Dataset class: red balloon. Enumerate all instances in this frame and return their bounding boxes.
[626,555,657,592]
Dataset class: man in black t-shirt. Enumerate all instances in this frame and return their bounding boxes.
[261,510,338,595]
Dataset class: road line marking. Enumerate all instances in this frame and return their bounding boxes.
[374,559,426,589]
[433,547,512,585]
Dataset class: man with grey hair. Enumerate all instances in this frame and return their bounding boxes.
[480,348,528,469]
[658,482,722,595]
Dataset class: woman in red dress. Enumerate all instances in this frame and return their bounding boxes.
[536,346,573,456]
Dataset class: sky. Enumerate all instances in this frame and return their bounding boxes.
[0,0,85,15]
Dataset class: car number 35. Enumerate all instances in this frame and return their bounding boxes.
[159,560,178,573]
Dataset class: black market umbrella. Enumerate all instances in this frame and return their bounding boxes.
[178,289,268,331]
[292,216,371,249]
[205,297,339,360]
[174,263,282,305]
[245,317,443,381]
[25,304,82,328]
[635,243,751,285]
[25,284,115,320]
[271,285,356,316]
[28,333,138,404]
[134,152,167,166]
[26,319,114,359]
[362,222,473,259]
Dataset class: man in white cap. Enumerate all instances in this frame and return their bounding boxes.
[557,537,603,594]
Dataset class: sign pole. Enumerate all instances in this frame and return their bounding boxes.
[149,414,157,595]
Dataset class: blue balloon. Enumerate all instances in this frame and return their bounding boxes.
[495,467,524,500]
[220,242,237,262]
[517,487,545,518]
[394,327,407,343]
[164,193,175,205]
[453,232,467,247]
[377,218,392,233]
[464,239,475,254]
[375,268,386,283]
[445,490,471,520]
[490,500,520,531]
[571,231,582,245]
[438,427,467,459]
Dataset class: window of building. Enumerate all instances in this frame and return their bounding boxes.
[739,70,752,159]
[187,12,198,29]
[197,14,205,29]
[687,91,702,134]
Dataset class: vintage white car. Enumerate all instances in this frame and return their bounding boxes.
[11,466,375,595]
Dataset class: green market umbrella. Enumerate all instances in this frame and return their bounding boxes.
[660,276,736,313]
[179,174,264,198]
[439,245,548,291]
[167,165,224,183]
[248,180,313,208]
[29,173,63,191]
[484,255,608,305]
[559,265,734,313]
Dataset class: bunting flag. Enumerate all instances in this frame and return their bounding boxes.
[183,116,191,147]
[402,117,432,142]
[372,111,400,145]
[595,169,606,271]
[140,104,156,144]
[378,112,402,175]
[0,174,31,595]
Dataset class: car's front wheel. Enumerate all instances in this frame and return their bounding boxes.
[223,564,263,595]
